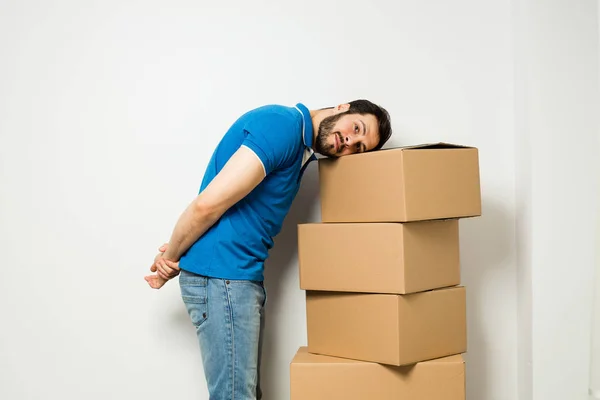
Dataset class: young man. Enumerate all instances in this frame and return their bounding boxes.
[144,100,392,399]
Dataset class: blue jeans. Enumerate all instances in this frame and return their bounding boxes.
[179,269,267,400]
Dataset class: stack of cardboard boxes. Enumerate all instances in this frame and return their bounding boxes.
[290,143,482,399]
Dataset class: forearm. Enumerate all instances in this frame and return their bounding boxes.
[162,199,222,262]
[160,146,265,264]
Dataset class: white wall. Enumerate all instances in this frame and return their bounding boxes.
[592,223,600,398]
[514,1,600,399]
[0,0,565,399]
[591,3,600,397]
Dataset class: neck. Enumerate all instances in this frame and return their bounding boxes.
[310,108,335,148]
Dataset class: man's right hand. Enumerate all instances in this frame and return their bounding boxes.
[145,274,168,289]
[145,243,177,289]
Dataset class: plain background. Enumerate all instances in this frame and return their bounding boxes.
[0,1,598,399]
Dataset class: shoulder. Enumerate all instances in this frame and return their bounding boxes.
[242,104,302,135]
[237,104,305,173]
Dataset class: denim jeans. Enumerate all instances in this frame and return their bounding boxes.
[179,269,267,400]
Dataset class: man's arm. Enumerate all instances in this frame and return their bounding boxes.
[164,145,265,261]
[147,145,266,284]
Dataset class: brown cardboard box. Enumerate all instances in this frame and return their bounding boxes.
[298,219,460,294]
[290,347,465,400]
[306,286,466,366]
[318,143,481,222]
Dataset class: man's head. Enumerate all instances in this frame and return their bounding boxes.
[312,99,392,157]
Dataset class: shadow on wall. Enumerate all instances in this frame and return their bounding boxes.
[459,195,515,400]
[260,165,320,399]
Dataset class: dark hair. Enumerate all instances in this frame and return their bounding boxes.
[346,99,392,151]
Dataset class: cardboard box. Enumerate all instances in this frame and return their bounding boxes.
[318,143,481,222]
[290,347,465,400]
[298,219,460,294]
[306,286,466,366]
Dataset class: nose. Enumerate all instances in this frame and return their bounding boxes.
[344,135,362,153]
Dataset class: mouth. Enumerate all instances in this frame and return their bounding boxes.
[333,133,342,153]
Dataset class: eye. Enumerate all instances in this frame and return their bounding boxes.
[356,143,361,152]
[354,124,359,133]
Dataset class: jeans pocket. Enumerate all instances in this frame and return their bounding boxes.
[179,271,208,327]
[261,283,267,309]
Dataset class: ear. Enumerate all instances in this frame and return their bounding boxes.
[333,103,350,114]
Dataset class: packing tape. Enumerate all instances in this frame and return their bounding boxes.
[590,388,600,399]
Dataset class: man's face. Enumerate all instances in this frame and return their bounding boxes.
[315,112,380,157]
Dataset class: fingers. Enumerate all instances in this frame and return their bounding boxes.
[164,259,180,270]
[163,260,180,280]
[156,259,179,280]
[159,243,168,252]
[145,275,167,289]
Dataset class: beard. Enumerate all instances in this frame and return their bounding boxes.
[315,112,345,157]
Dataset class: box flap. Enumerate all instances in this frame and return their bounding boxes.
[400,142,474,150]
[293,347,364,364]
[292,347,464,365]
[423,354,464,364]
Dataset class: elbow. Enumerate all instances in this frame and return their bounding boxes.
[193,197,222,222]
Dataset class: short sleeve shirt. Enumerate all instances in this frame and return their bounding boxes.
[179,103,316,281]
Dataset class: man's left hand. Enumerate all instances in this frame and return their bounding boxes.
[153,257,180,280]
[145,243,180,289]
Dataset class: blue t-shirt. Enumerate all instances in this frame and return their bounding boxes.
[179,103,316,281]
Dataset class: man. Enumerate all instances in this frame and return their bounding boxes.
[144,100,392,399]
